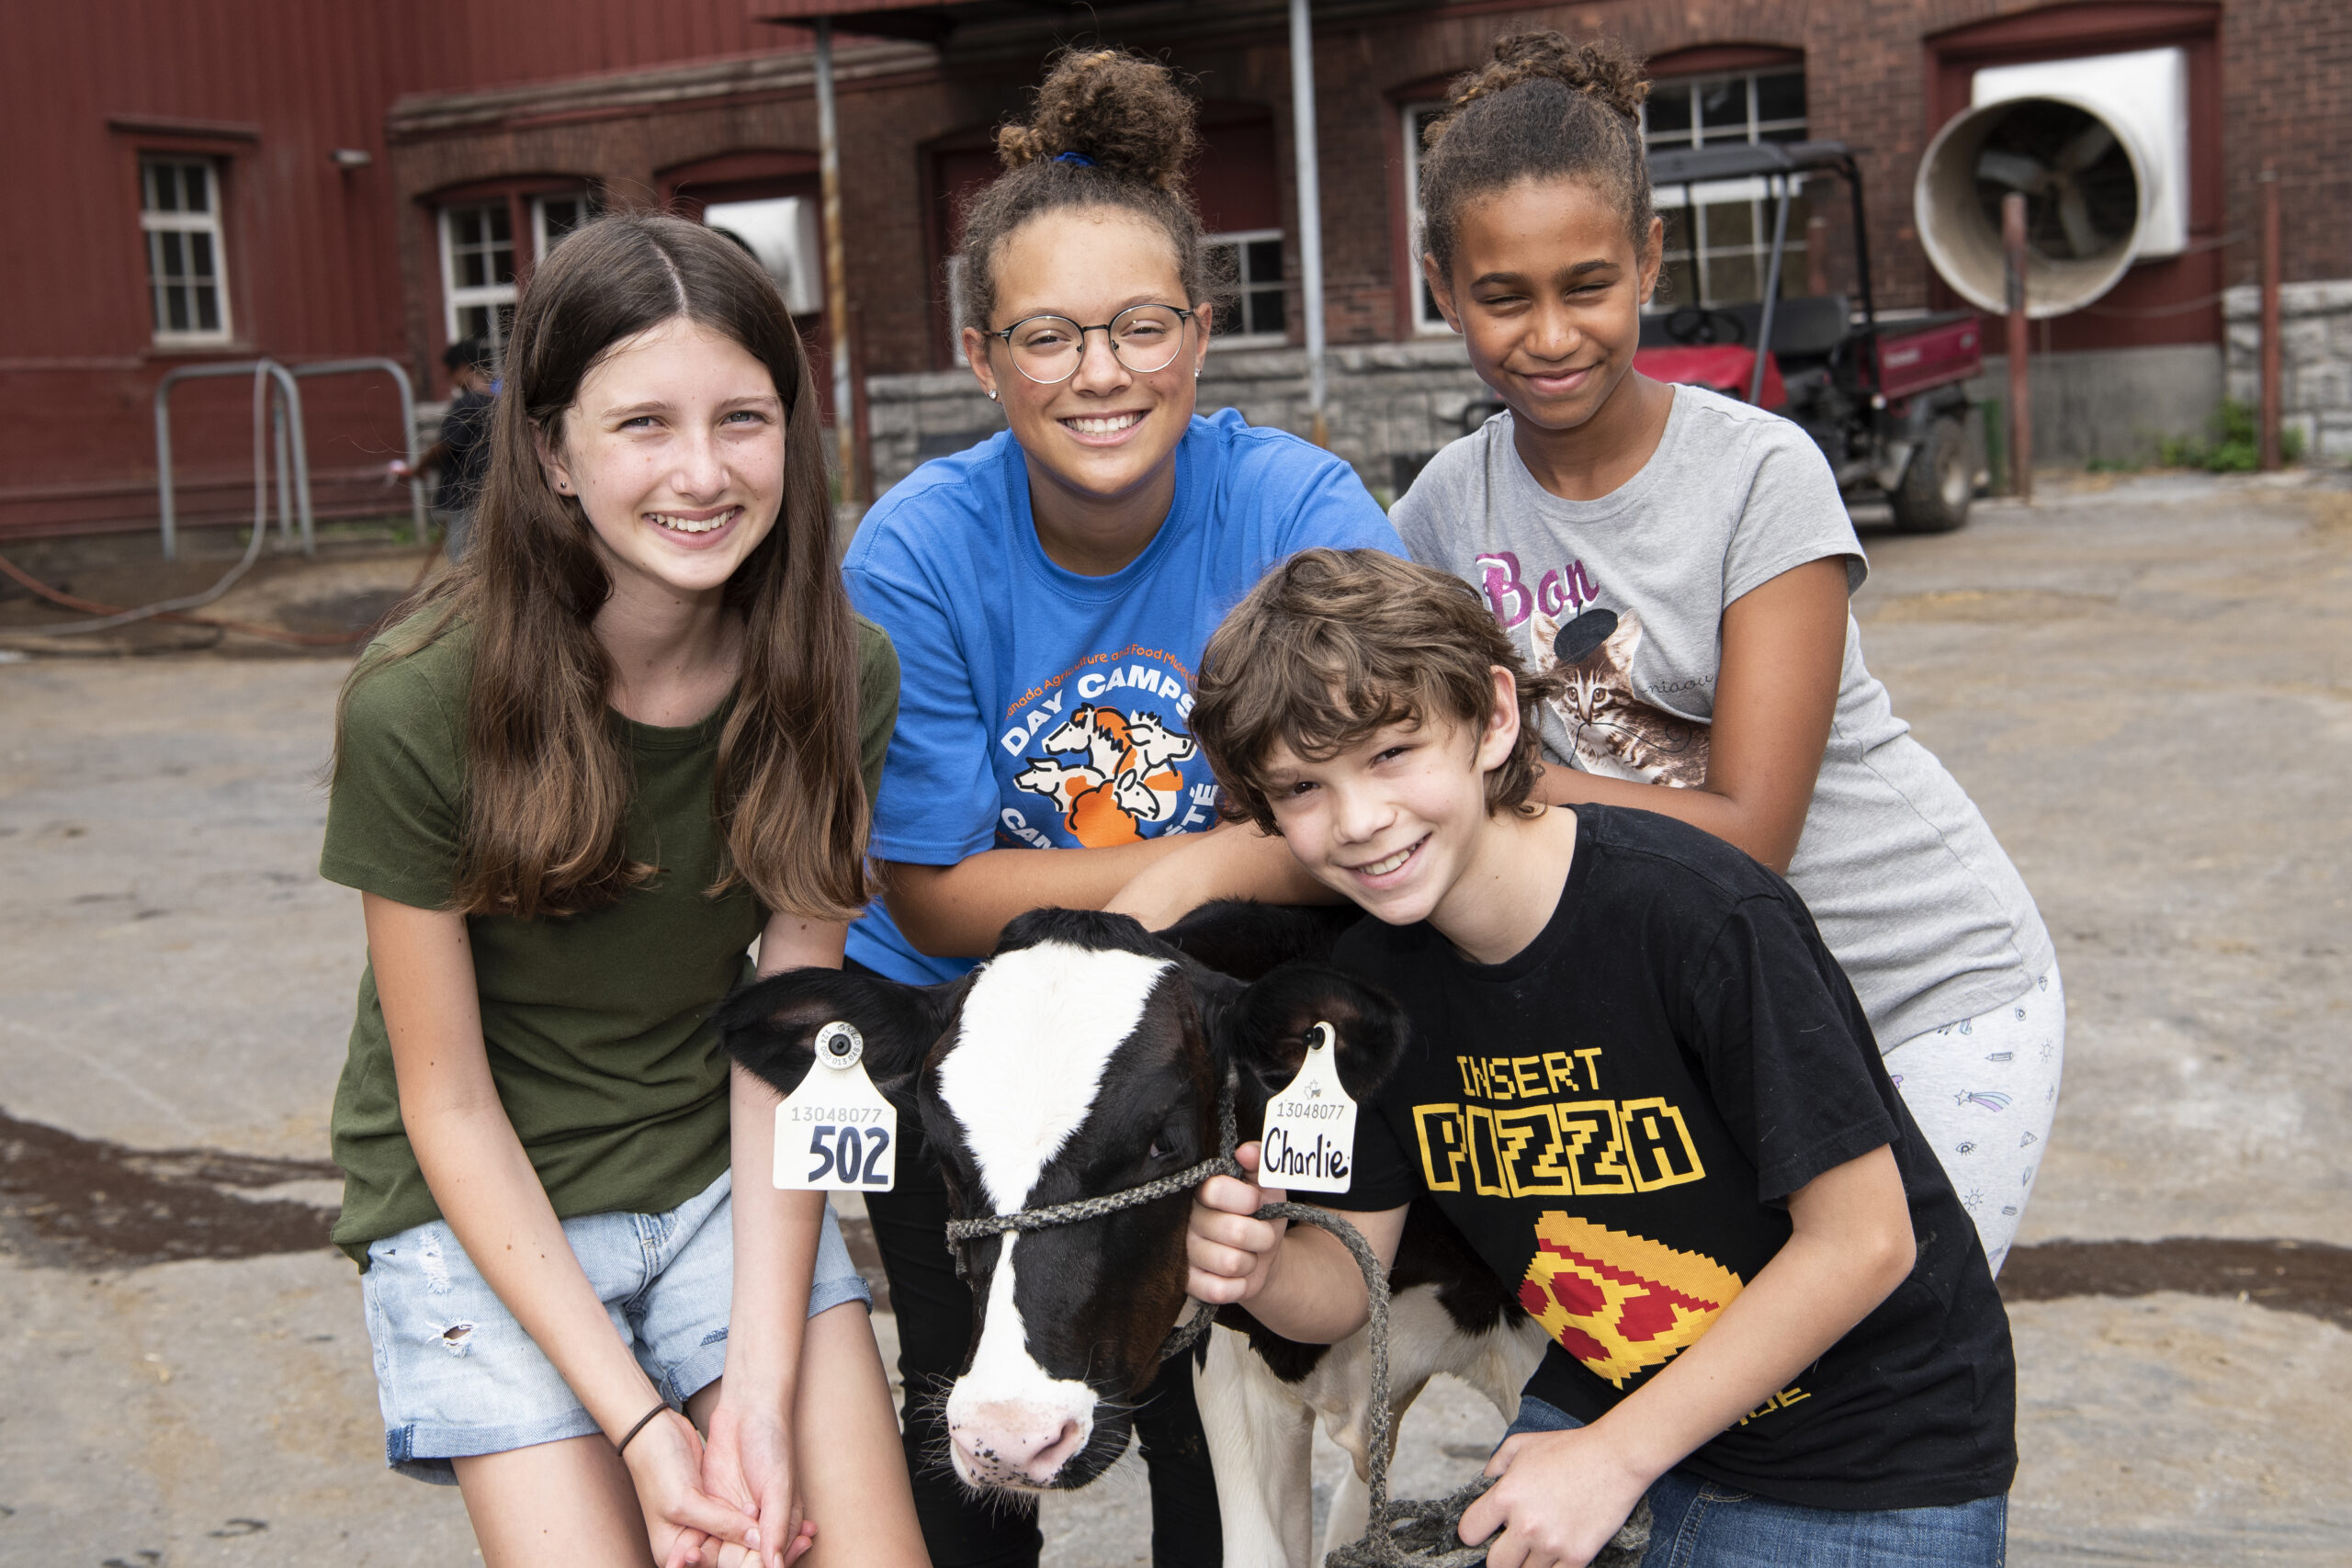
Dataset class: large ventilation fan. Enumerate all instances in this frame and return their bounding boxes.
[1973,101,2140,262]
[703,197,824,316]
[1915,47,2188,319]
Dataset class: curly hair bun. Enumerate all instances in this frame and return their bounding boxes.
[1430,29,1647,144]
[995,48,1198,192]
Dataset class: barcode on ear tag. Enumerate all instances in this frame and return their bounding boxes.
[774,1021,896,1192]
[1260,1021,1357,1193]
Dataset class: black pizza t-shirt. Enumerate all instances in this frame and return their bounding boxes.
[1338,805,2016,1511]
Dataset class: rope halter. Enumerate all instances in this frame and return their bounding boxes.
[944,1067,1245,1360]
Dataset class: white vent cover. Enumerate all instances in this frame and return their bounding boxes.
[704,197,825,316]
[1972,47,2188,259]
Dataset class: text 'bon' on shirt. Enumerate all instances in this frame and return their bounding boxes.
[842,408,1402,985]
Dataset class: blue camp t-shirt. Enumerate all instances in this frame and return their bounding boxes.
[842,408,1404,984]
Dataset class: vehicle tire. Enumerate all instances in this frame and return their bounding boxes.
[1890,416,1972,534]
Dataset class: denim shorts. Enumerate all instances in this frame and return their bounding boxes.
[359,1170,870,1483]
[1502,1396,2007,1566]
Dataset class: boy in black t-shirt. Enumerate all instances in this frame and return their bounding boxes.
[1183,549,2014,1568]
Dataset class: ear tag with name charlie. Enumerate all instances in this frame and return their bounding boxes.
[1259,1021,1358,1194]
[774,1021,896,1192]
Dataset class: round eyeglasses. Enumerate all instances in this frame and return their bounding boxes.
[981,303,1198,385]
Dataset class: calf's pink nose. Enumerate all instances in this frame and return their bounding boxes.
[952,1404,1088,1486]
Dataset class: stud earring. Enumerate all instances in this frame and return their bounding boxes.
[989,389,999,401]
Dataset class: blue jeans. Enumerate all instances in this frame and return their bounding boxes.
[359,1171,869,1483]
[1502,1397,2007,1566]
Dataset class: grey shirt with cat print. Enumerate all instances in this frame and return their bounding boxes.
[1393,383,2053,1047]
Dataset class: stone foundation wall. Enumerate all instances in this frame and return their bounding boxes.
[865,311,2340,501]
[867,337,1492,504]
[1964,344,2223,468]
[2225,280,2352,460]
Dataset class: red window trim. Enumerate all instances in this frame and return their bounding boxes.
[1645,44,1804,79]
[107,114,260,145]
[1925,1,2221,58]
[659,149,822,216]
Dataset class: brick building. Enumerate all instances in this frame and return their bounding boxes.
[8,0,2348,541]
[2,0,816,540]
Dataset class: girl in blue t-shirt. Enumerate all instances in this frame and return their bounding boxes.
[840,48,1400,1568]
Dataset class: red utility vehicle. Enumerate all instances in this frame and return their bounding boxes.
[1635,140,1984,533]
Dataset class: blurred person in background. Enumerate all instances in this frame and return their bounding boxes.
[390,336,497,559]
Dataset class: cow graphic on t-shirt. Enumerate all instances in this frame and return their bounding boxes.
[1518,1213,1745,1388]
[1012,705,1196,849]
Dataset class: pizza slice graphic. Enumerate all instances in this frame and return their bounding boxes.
[1518,1213,1747,1389]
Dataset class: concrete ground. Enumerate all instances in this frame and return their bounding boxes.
[2,474,2347,1565]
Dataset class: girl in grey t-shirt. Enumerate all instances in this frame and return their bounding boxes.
[1394,33,2059,1272]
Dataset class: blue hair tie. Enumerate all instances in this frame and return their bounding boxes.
[1055,151,1096,166]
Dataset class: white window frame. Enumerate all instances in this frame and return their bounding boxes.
[439,200,519,365]
[944,254,974,367]
[531,190,596,261]
[1641,67,1810,311]
[141,155,232,345]
[1400,102,1453,334]
[1204,228,1288,346]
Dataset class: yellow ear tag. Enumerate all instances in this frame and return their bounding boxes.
[1260,1021,1358,1194]
[773,1021,897,1192]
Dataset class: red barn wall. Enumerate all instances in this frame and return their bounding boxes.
[9,0,2348,539]
[1,0,808,540]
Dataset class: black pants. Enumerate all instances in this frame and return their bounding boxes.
[865,1122,1224,1568]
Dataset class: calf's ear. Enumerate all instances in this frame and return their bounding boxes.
[1215,961,1409,1111]
[1156,899,1362,983]
[714,966,954,1111]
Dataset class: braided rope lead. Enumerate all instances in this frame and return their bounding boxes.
[1254,1201,1650,1568]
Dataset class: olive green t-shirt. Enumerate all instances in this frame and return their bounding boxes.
[322,614,899,1265]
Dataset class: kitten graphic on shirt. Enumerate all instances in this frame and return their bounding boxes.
[1531,604,1710,788]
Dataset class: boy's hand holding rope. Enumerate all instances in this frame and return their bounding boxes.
[1189,1153,1647,1568]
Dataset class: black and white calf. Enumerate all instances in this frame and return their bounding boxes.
[717,905,1545,1568]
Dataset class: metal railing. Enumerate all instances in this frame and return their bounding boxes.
[153,356,425,560]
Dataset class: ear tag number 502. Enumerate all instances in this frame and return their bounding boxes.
[774,1021,896,1192]
[1260,1021,1357,1194]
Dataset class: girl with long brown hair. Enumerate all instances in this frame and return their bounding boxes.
[322,213,923,1568]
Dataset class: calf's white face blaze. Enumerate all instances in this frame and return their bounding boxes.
[934,939,1174,1487]
[944,1235,1099,1488]
[935,941,1172,1211]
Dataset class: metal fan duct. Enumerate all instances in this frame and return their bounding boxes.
[1915,93,2153,320]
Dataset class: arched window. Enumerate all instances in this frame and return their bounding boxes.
[430,181,600,371]
[1642,47,1807,310]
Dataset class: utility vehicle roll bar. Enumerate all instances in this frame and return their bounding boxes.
[1645,139,1878,331]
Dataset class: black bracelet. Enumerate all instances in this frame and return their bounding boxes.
[615,1401,669,1458]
